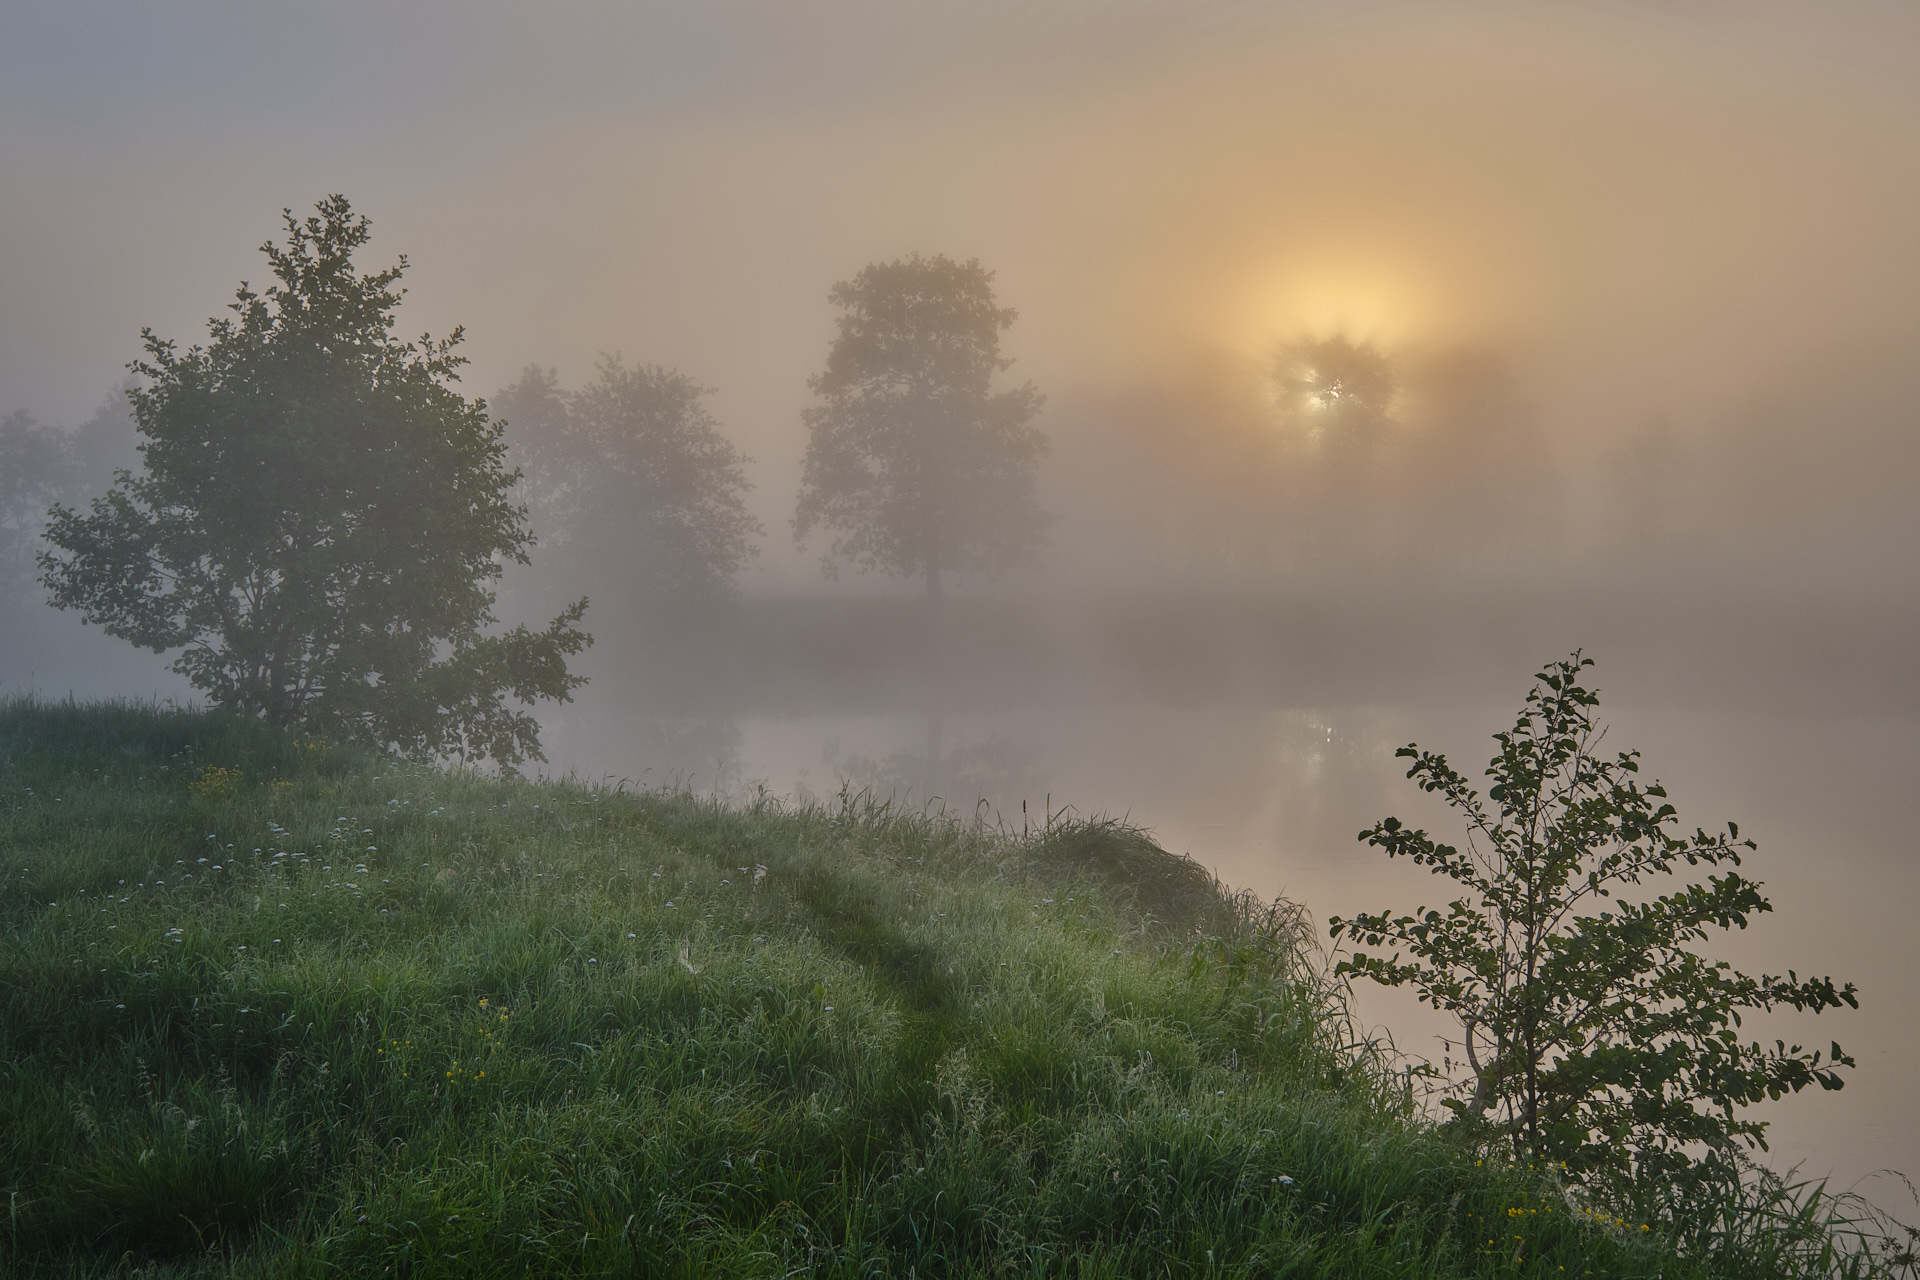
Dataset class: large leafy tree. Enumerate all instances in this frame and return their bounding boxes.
[794,254,1047,600]
[1330,654,1856,1199]
[496,356,760,602]
[39,196,589,767]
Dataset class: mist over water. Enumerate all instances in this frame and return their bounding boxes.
[4,0,1916,1203]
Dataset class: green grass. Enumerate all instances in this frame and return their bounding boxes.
[0,697,1905,1278]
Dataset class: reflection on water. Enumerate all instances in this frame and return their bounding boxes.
[538,700,1917,1200]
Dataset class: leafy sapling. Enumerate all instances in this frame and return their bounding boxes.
[1330,653,1857,1194]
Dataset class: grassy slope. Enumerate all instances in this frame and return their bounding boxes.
[0,699,1863,1278]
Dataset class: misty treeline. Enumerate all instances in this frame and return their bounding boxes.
[0,334,1520,622]
[485,253,1051,784]
[11,194,1920,764]
[484,357,767,778]
[1049,337,1920,598]
[9,199,1062,770]
[0,392,139,599]
[491,255,1048,643]
[1048,339,1555,586]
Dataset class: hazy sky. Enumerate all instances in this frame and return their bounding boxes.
[5,1,1918,588]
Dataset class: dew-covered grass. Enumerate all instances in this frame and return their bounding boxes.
[0,697,1902,1277]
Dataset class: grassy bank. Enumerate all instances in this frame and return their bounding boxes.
[0,698,1899,1277]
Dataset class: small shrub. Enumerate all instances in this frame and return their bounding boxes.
[1331,653,1858,1201]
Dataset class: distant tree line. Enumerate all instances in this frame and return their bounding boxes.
[0,392,137,599]
[13,191,1609,767]
[20,197,1050,767]
[10,190,1584,767]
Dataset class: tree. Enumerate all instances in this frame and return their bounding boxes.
[496,356,760,602]
[0,410,78,597]
[1272,334,1397,460]
[1265,335,1402,572]
[39,196,590,768]
[1330,654,1856,1196]
[794,254,1047,600]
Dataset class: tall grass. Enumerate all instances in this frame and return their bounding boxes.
[0,696,1906,1277]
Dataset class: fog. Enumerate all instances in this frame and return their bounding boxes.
[3,1,1916,1199]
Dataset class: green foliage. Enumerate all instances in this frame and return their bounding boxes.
[36,196,589,768]
[1331,653,1859,1195]
[794,254,1048,596]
